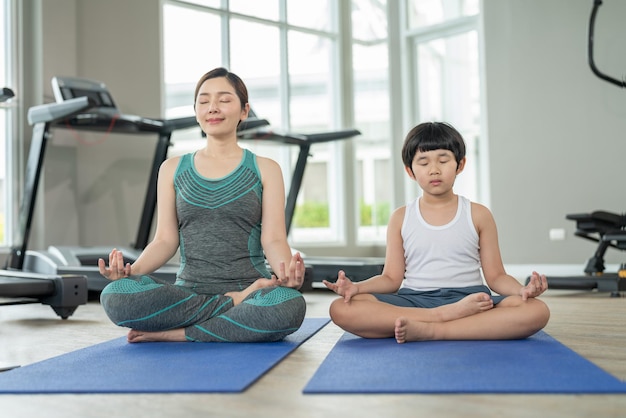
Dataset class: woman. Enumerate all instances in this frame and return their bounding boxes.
[98,68,306,343]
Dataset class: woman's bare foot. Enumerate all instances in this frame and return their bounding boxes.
[430,292,493,322]
[225,277,278,305]
[395,317,434,343]
[127,328,186,343]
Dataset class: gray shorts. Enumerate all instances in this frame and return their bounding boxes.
[373,285,505,308]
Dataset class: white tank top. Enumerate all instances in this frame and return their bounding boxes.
[400,195,483,291]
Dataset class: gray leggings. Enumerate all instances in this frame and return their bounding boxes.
[100,275,306,342]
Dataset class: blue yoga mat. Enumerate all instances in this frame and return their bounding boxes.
[0,317,329,394]
[303,331,626,394]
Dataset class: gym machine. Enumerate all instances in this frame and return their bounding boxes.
[5,77,199,292]
[532,211,626,297]
[0,91,89,319]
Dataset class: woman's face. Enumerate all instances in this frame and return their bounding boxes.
[195,76,248,137]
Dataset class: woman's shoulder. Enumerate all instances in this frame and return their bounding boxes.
[160,154,185,175]
[252,153,281,174]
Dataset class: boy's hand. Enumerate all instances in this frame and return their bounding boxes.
[520,271,548,300]
[323,270,359,302]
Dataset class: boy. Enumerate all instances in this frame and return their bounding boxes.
[324,122,549,343]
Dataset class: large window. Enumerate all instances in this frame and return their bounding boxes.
[352,0,392,243]
[405,0,483,204]
[162,0,345,245]
[162,0,485,251]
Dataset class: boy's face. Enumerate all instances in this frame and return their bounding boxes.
[405,149,465,195]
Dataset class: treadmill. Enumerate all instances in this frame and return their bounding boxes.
[9,77,200,292]
[0,92,90,319]
[237,125,385,288]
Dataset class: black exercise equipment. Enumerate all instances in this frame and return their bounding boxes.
[0,93,89,319]
[6,77,200,292]
[528,211,626,296]
[588,0,625,88]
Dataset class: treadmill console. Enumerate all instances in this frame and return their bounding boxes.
[51,76,165,131]
[52,76,118,116]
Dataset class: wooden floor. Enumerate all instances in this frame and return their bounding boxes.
[1,285,625,418]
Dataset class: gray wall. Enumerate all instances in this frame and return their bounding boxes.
[34,0,162,251]
[12,0,626,268]
[483,0,626,265]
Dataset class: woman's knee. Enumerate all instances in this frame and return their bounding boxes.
[99,276,165,325]
[245,286,307,324]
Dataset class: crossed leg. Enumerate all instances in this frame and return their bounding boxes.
[125,278,283,343]
[329,292,495,339]
[394,296,550,343]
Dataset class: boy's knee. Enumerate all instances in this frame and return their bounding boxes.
[534,299,551,326]
[328,298,350,325]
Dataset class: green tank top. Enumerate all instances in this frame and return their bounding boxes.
[173,149,270,295]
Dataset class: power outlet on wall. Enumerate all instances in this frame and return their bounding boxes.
[549,228,566,241]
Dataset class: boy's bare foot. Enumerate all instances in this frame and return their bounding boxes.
[127,328,186,343]
[395,317,434,343]
[430,292,493,322]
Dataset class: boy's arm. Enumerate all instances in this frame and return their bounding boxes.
[473,203,528,297]
[323,206,406,298]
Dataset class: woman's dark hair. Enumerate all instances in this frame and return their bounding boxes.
[401,122,466,169]
[193,67,248,110]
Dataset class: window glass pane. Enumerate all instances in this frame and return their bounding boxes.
[228,18,290,220]
[287,0,332,31]
[287,30,338,242]
[288,31,332,131]
[352,0,391,243]
[352,0,387,42]
[229,0,279,22]
[407,0,478,29]
[230,18,282,126]
[415,30,480,201]
[163,4,222,118]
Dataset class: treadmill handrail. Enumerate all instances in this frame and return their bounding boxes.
[27,96,95,125]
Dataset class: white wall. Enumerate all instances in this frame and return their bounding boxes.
[483,0,626,265]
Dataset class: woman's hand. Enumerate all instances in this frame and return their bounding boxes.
[275,252,305,289]
[98,248,131,281]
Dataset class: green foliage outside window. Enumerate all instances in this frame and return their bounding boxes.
[292,201,390,228]
[293,202,329,228]
[359,200,391,226]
